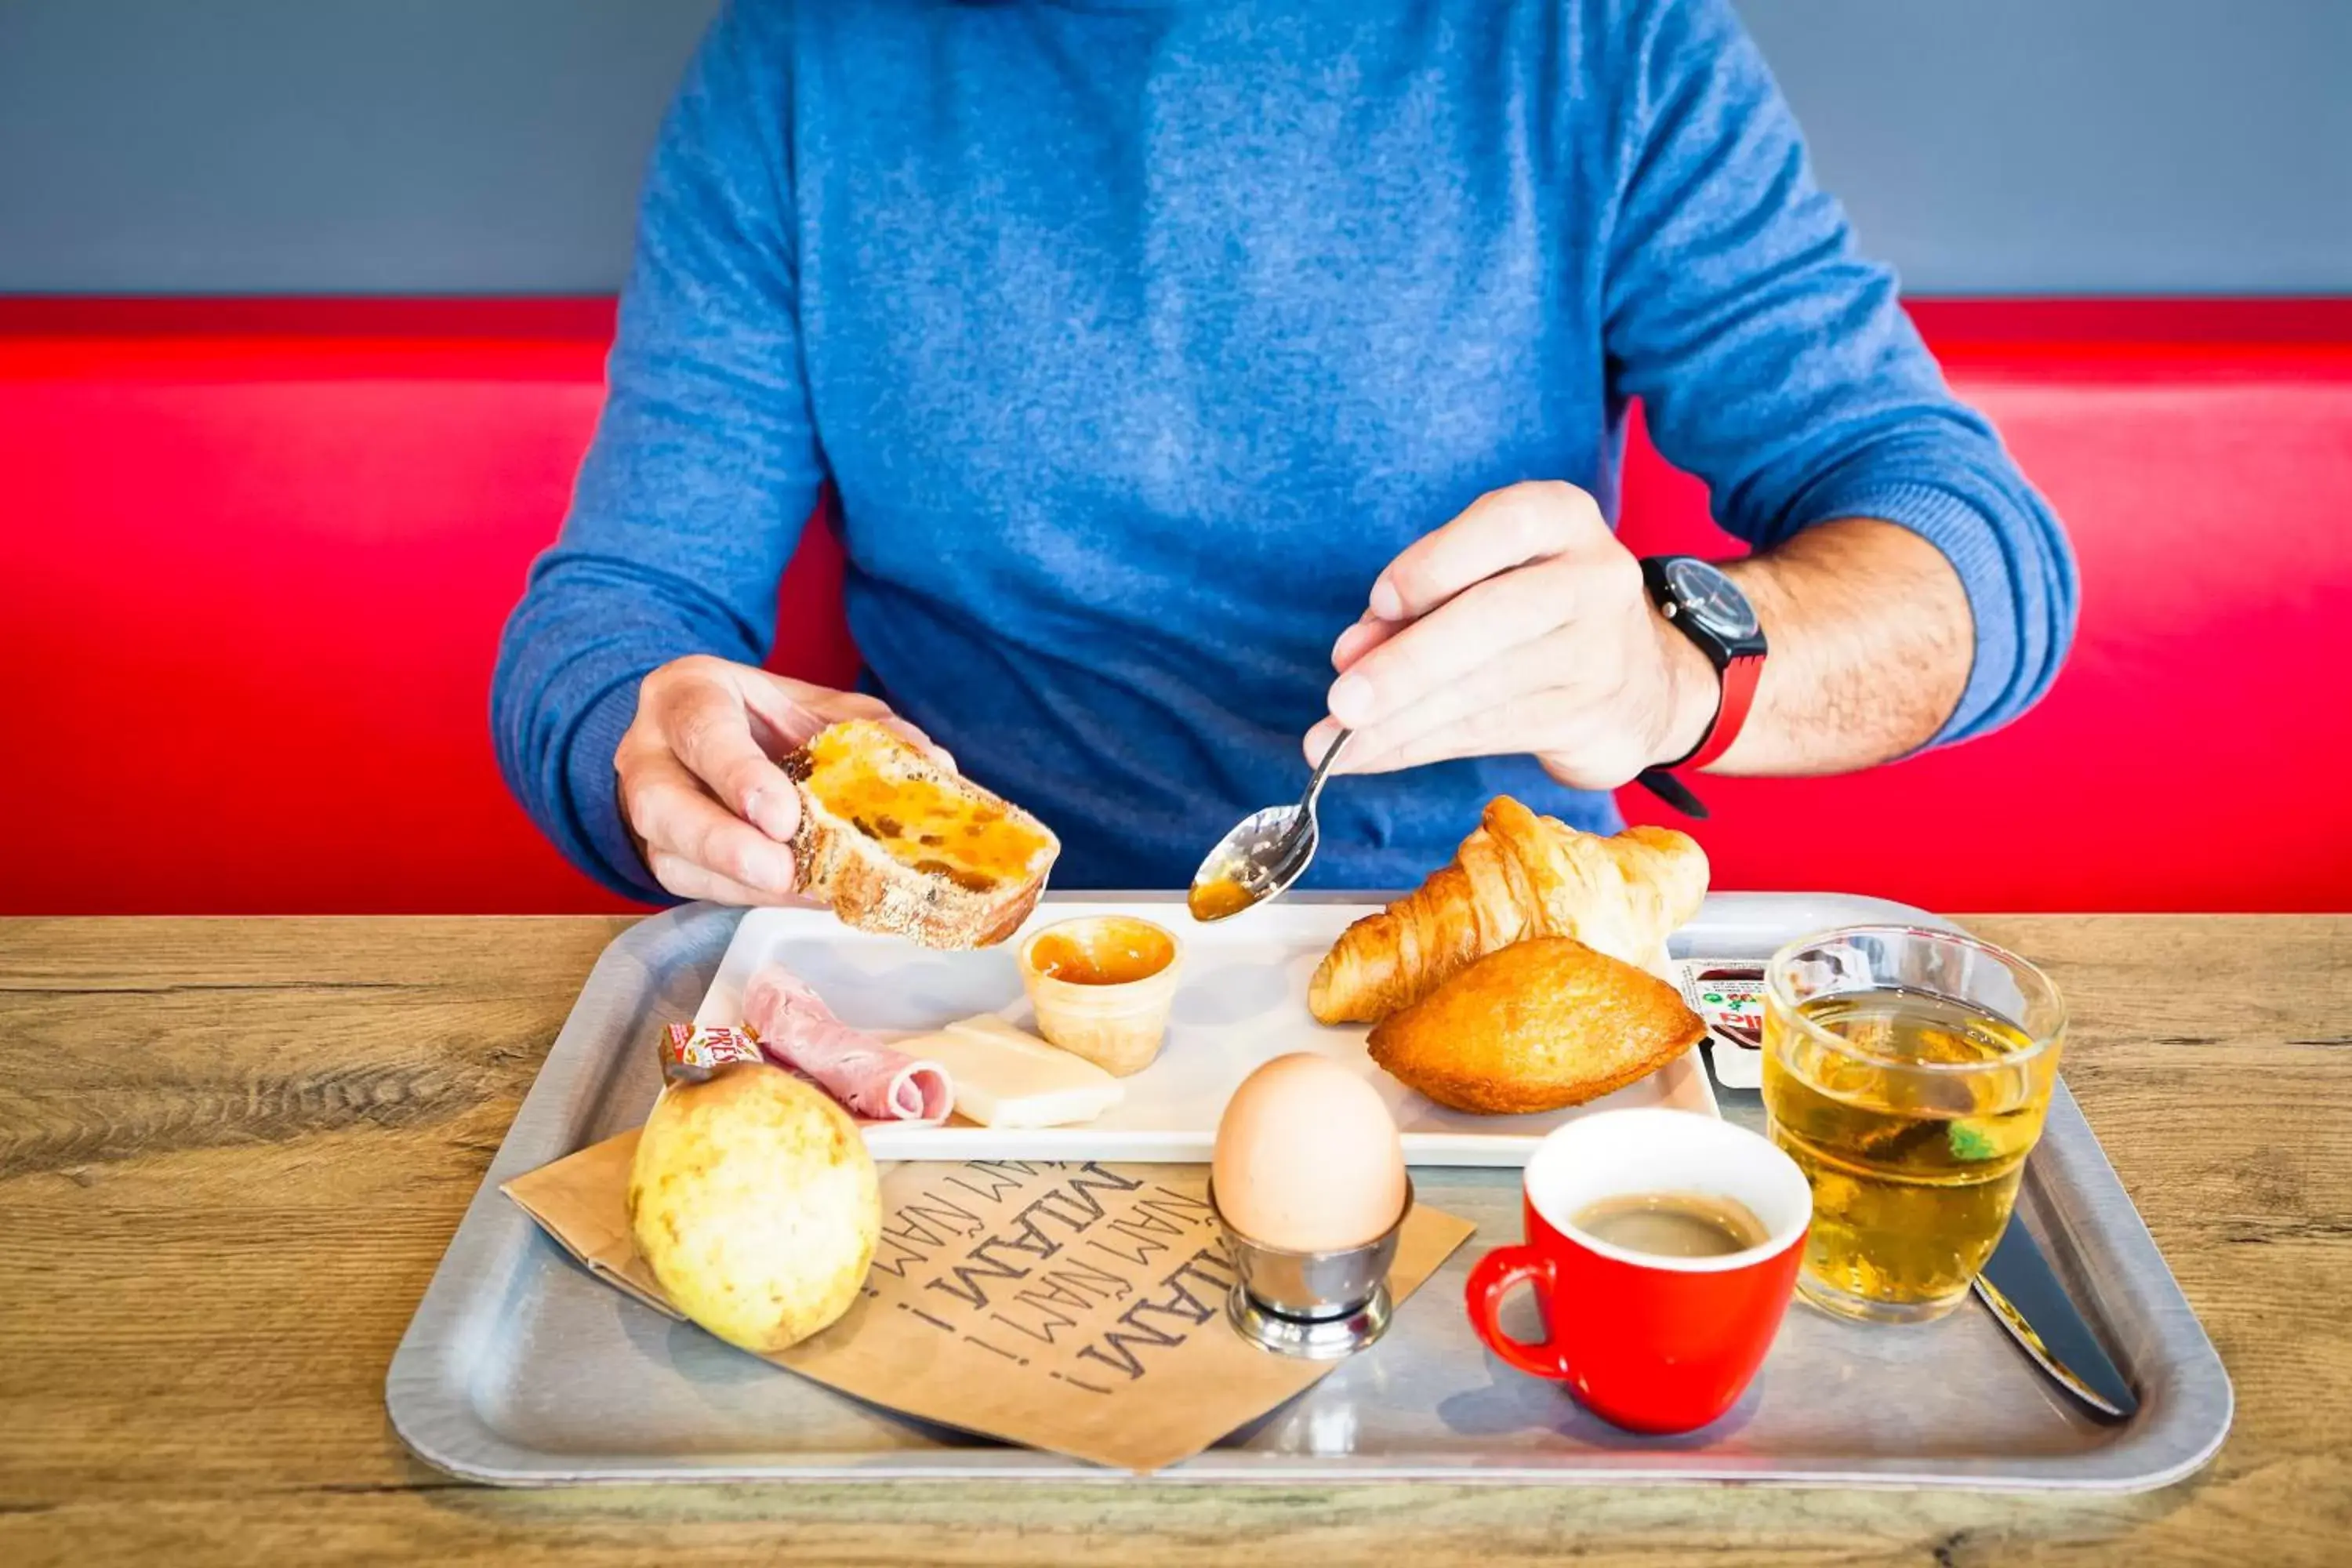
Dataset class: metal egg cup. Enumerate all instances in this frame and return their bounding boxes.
[1207,1177,1415,1360]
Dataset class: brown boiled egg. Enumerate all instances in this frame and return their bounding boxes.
[1211,1053,1408,1252]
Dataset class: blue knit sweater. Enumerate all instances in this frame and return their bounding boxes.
[494,0,2075,900]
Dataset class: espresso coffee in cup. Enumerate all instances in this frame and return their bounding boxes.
[1572,1192,1769,1260]
[1464,1108,1813,1434]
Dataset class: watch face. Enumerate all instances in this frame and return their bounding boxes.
[1664,557,1761,641]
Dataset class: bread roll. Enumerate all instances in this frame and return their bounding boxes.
[626,1062,880,1353]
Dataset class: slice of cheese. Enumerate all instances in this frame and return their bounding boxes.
[898,1014,1124,1128]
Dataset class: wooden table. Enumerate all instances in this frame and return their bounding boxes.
[2,915,2347,1566]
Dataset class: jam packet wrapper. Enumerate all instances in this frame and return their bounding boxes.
[659,1022,764,1084]
[1674,961,1766,1090]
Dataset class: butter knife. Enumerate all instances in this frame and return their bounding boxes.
[1974,1213,2139,1421]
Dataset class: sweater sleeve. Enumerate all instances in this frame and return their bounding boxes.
[492,0,822,902]
[1599,0,2077,747]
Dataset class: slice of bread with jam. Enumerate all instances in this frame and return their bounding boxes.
[784,720,1059,949]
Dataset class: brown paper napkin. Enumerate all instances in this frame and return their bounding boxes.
[504,1131,1475,1473]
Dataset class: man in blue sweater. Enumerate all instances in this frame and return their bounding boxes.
[495,0,2075,906]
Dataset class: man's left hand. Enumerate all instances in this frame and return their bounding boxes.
[1306,481,1721,788]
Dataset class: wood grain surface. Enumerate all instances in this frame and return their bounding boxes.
[2,914,2347,1566]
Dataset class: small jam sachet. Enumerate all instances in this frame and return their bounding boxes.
[659,1022,764,1085]
[1673,961,1766,1090]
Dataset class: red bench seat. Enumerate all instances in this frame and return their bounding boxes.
[3,299,2346,915]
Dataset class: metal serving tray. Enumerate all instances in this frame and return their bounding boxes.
[387,895,2233,1490]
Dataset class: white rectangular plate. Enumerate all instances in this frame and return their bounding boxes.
[693,897,1717,1167]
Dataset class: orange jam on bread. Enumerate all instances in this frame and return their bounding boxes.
[797,722,1050,893]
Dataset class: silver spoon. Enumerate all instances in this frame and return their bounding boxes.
[1188,729,1353,921]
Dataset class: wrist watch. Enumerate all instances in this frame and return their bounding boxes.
[1641,555,1767,772]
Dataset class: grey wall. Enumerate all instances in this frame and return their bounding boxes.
[2,0,2347,296]
[0,0,715,294]
[1740,1,2352,296]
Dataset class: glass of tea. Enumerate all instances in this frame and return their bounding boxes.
[1762,925,2064,1325]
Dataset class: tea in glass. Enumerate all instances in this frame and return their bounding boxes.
[1762,928,2063,1324]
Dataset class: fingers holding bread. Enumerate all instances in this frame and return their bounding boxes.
[617,655,1033,928]
[630,656,802,836]
[641,848,790,908]
[735,672,958,775]
[619,746,800,902]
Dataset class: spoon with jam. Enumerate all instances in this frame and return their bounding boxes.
[1187,730,1353,922]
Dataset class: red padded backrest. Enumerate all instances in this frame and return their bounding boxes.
[2,299,2347,914]
[1616,303,2352,912]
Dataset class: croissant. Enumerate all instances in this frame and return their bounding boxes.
[1307,796,1708,1025]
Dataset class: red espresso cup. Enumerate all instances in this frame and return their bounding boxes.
[1465,1108,1812,1434]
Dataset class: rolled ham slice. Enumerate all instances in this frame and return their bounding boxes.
[739,965,953,1124]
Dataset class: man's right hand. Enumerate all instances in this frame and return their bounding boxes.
[615,655,943,905]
